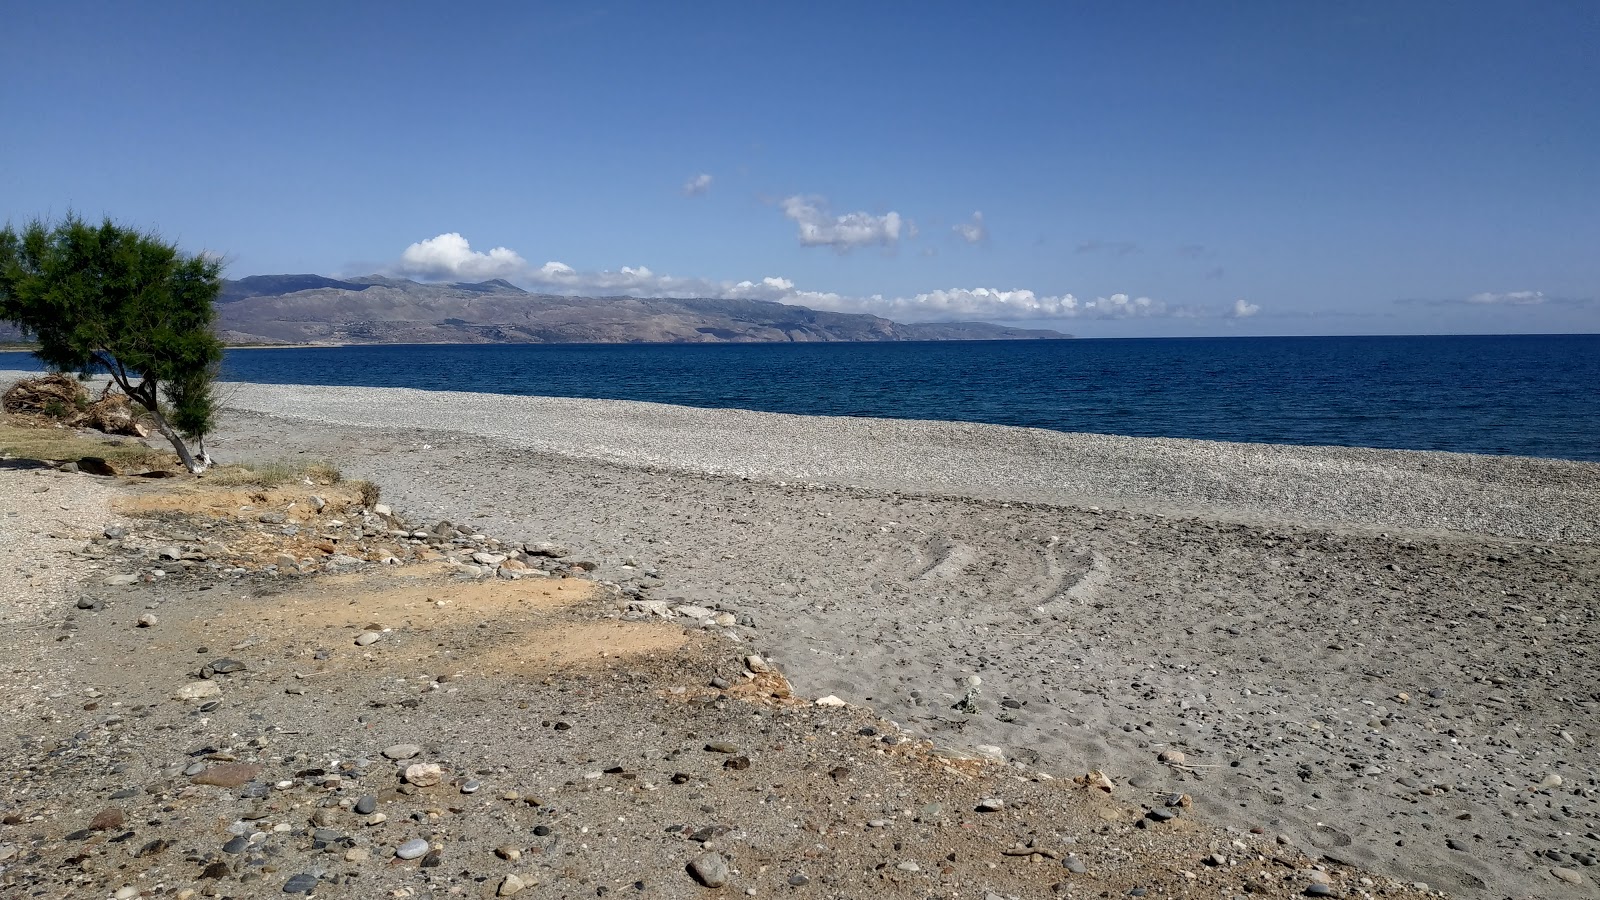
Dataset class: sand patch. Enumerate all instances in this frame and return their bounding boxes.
[470,620,687,675]
[173,570,685,679]
[113,481,358,523]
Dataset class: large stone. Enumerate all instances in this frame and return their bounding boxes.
[174,681,221,701]
[192,764,263,788]
[403,762,443,786]
[688,852,730,888]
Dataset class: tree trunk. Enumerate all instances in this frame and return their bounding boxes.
[143,402,206,474]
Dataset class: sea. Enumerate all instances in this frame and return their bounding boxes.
[3,334,1597,462]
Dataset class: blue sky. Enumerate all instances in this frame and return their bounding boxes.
[3,2,1596,336]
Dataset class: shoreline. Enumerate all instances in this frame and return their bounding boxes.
[204,380,1600,544]
[7,374,1600,897]
[207,381,1598,899]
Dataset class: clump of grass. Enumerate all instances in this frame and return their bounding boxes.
[354,479,380,507]
[205,458,346,488]
[0,419,172,470]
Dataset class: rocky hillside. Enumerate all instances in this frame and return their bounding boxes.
[214,275,1070,344]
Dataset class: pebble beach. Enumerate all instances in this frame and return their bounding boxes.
[3,371,1598,899]
[197,381,1600,899]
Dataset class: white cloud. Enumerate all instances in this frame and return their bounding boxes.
[396,233,527,281]
[682,173,713,196]
[792,288,1167,321]
[1467,290,1544,305]
[781,195,902,251]
[1231,298,1261,317]
[953,211,987,244]
[389,232,1253,323]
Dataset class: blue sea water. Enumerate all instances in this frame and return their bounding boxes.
[3,334,1597,462]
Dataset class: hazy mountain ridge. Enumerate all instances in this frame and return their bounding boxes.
[214,275,1071,344]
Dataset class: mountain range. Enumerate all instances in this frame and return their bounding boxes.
[212,275,1070,344]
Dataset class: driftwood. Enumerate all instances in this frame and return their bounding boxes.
[2,374,149,437]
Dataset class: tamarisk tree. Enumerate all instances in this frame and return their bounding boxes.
[0,214,224,473]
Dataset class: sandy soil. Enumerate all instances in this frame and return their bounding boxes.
[192,382,1600,900]
[3,372,1597,899]
[0,447,1438,900]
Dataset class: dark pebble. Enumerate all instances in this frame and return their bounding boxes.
[283,873,318,894]
[354,795,377,815]
[223,835,250,854]
[533,825,552,837]
[201,861,231,879]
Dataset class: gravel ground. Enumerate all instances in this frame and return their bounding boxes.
[6,373,1599,899]
[205,381,1600,543]
[187,380,1600,899]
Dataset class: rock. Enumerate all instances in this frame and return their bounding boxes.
[495,846,522,861]
[103,574,139,586]
[675,605,714,619]
[283,873,318,894]
[354,795,377,815]
[1063,855,1088,874]
[113,887,138,900]
[1158,749,1187,764]
[192,764,263,788]
[76,597,101,610]
[207,658,246,675]
[274,553,299,571]
[688,852,730,888]
[629,600,672,617]
[354,631,382,646]
[1552,867,1586,885]
[472,551,508,566]
[744,654,772,674]
[1304,885,1334,897]
[88,807,125,831]
[498,874,527,896]
[383,743,422,760]
[403,762,442,786]
[526,543,571,558]
[916,802,943,821]
[174,681,222,701]
[78,456,117,476]
[705,741,741,754]
[136,613,158,627]
[104,525,128,539]
[1540,773,1563,789]
[156,546,183,560]
[344,848,370,862]
[396,838,430,860]
[976,797,1005,812]
[814,695,847,707]
[896,860,921,872]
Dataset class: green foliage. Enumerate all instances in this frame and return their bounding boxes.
[0,214,224,471]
